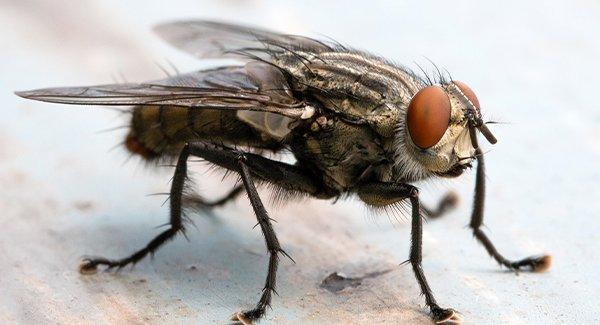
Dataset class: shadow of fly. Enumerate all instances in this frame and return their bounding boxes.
[16,20,551,324]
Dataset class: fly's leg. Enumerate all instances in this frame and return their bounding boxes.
[230,161,285,323]
[182,141,321,323]
[422,191,459,219]
[357,182,462,324]
[79,145,192,274]
[183,184,244,211]
[470,148,551,272]
[408,191,462,323]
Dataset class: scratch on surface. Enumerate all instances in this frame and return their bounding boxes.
[102,294,145,324]
[461,275,500,303]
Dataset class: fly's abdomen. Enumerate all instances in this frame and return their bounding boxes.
[126,105,282,159]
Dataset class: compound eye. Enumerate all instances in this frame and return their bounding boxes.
[453,80,480,110]
[407,86,451,149]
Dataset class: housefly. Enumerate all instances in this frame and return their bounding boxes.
[16,20,551,324]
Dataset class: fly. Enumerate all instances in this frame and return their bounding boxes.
[15,20,551,324]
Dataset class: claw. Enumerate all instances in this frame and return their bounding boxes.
[516,254,552,273]
[508,254,552,273]
[78,259,98,275]
[432,307,463,324]
[278,249,296,264]
[230,311,253,325]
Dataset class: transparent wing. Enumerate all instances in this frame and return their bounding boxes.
[153,20,331,60]
[15,63,309,119]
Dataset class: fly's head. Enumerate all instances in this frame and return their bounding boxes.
[399,80,497,179]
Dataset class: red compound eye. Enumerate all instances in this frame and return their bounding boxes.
[453,80,480,110]
[407,86,451,149]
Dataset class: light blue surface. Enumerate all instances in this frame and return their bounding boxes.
[1,1,598,324]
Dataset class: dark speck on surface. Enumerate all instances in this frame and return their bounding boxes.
[320,272,362,293]
[73,200,95,212]
[320,269,392,293]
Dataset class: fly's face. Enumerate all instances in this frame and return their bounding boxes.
[404,81,491,177]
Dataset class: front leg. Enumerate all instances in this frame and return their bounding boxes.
[469,147,551,272]
[357,182,462,324]
[422,191,459,219]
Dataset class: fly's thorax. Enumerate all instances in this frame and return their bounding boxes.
[290,115,394,191]
[272,50,415,138]
[393,81,478,181]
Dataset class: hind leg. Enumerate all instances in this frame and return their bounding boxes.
[79,145,193,273]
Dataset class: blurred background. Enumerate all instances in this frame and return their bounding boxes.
[1,0,598,324]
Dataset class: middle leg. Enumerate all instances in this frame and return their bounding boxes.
[184,141,323,323]
[230,161,286,323]
[183,184,244,211]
